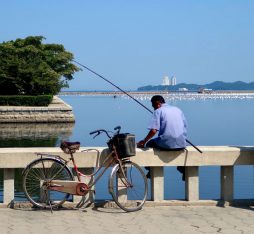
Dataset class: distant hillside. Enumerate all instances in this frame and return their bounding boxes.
[137,81,254,91]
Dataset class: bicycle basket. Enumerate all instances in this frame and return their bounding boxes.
[112,133,136,158]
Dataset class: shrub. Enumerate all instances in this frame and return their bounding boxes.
[0,95,53,106]
[0,36,80,95]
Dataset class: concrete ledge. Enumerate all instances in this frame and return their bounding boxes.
[0,146,254,168]
[132,146,254,166]
[3,199,254,209]
[0,96,75,123]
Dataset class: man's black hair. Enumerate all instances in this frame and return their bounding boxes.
[151,95,165,104]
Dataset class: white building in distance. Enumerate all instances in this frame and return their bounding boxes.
[161,76,170,86]
[161,75,177,86]
[171,76,177,85]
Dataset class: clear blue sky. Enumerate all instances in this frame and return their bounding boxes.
[1,0,254,90]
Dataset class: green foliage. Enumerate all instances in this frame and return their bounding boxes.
[0,36,80,95]
[0,95,53,106]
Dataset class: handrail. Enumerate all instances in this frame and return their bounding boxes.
[0,146,254,206]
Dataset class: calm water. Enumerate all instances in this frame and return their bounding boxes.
[1,94,254,201]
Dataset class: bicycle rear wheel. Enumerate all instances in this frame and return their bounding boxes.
[109,161,148,212]
[22,157,74,209]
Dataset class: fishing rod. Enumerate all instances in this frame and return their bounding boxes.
[73,60,203,154]
[73,60,152,113]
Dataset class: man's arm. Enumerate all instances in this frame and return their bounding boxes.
[137,129,157,148]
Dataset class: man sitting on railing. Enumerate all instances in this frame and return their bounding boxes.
[137,95,187,181]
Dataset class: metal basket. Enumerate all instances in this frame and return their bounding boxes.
[112,133,136,158]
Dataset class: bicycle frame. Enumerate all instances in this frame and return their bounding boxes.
[45,145,128,196]
[23,126,148,212]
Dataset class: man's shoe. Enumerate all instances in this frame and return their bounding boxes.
[182,173,185,181]
[177,166,185,181]
[146,171,151,179]
[145,167,151,179]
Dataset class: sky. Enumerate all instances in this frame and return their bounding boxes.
[1,0,254,91]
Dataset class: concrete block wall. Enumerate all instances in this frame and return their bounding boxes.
[0,96,75,123]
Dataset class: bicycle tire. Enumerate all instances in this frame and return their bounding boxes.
[109,161,148,212]
[22,157,74,209]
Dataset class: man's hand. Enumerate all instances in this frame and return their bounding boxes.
[137,129,157,148]
[137,140,146,148]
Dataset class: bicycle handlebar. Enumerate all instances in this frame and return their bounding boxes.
[89,129,105,135]
[114,126,121,134]
[89,126,121,139]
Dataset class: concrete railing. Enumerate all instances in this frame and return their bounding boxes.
[1,146,254,205]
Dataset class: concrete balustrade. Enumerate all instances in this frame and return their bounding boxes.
[0,146,254,205]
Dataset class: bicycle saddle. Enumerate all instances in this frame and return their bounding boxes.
[60,141,80,154]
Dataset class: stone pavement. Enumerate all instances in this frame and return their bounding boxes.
[0,205,254,234]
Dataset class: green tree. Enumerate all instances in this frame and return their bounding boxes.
[0,36,80,95]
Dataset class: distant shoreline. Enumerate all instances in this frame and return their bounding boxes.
[60,91,169,95]
[59,90,254,96]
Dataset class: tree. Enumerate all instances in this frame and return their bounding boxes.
[0,36,80,95]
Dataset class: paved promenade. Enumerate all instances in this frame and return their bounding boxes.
[1,205,254,234]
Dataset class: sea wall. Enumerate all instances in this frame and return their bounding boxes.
[0,122,74,139]
[0,96,75,123]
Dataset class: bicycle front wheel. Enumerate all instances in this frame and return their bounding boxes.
[109,161,148,212]
[22,157,74,209]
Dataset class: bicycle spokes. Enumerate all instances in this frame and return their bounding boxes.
[109,161,148,212]
[23,158,74,209]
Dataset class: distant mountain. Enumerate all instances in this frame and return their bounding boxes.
[137,81,254,91]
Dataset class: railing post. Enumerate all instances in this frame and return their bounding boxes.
[185,166,199,201]
[221,166,234,202]
[151,167,164,201]
[3,168,14,204]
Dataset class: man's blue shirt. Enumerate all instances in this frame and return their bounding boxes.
[147,103,187,149]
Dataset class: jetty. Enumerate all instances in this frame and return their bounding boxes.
[0,146,254,233]
[59,90,254,102]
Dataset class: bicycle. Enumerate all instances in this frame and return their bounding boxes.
[22,126,148,212]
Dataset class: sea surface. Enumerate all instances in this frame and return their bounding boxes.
[1,92,254,202]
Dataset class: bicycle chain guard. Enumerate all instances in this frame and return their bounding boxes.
[48,180,89,196]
